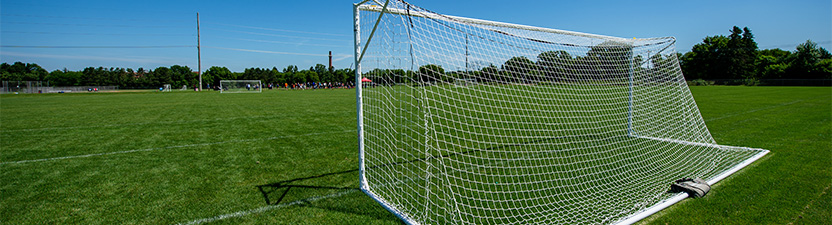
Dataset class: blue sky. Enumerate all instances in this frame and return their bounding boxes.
[1,0,829,72]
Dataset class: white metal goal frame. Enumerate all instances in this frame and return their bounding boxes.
[219,80,262,93]
[353,0,769,224]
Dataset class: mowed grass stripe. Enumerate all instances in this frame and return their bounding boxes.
[0,112,348,133]
[0,130,352,165]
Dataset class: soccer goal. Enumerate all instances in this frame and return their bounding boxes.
[220,80,262,93]
[162,84,172,92]
[353,1,769,224]
[453,78,477,87]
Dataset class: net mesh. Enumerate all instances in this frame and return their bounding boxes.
[356,1,767,224]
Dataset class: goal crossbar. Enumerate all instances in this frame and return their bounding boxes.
[356,3,671,46]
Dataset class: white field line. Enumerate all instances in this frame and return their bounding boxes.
[176,189,359,225]
[0,130,352,165]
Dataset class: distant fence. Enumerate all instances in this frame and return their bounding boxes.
[1,81,118,94]
[688,79,831,86]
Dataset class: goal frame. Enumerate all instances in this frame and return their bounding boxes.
[353,1,768,224]
[219,80,262,93]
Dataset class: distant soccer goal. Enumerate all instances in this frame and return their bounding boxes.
[354,1,769,225]
[453,78,477,87]
[162,84,172,92]
[220,80,262,93]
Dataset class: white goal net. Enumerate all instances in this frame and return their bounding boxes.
[354,1,769,224]
[220,80,262,93]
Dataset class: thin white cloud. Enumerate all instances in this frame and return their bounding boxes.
[332,54,352,63]
[0,51,188,65]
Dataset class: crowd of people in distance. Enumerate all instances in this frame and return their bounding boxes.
[207,81,355,91]
[274,82,356,90]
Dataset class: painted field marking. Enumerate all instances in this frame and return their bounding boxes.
[176,189,359,225]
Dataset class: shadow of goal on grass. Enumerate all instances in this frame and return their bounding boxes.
[255,169,401,221]
[256,169,359,205]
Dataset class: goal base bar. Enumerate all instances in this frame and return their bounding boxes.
[612,147,769,225]
[360,187,420,225]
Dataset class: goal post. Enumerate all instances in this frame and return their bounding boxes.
[354,1,768,225]
[219,80,262,93]
[162,84,172,92]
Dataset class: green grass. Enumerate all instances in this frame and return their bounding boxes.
[0,86,829,224]
[639,86,832,225]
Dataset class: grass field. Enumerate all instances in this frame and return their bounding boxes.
[0,86,829,224]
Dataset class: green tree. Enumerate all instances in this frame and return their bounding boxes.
[313,64,331,83]
[418,64,445,83]
[148,67,174,87]
[680,26,758,80]
[787,40,832,79]
[480,64,501,83]
[726,26,758,79]
[333,68,354,85]
[682,35,730,79]
[291,70,307,84]
[47,69,81,86]
[242,67,269,82]
[816,58,832,77]
[537,50,573,80]
[502,56,535,83]
[0,62,48,81]
[585,41,634,81]
[303,69,320,83]
[80,67,105,86]
[169,65,193,88]
[108,67,130,87]
[203,66,233,87]
[283,65,298,83]
[133,67,149,87]
[755,49,791,79]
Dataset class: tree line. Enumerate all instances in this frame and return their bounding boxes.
[0,62,355,89]
[366,40,676,85]
[2,26,829,87]
[365,26,829,85]
[680,26,831,80]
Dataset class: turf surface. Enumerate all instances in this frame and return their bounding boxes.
[0,86,829,224]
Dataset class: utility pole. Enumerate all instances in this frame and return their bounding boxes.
[197,12,202,91]
[465,34,469,73]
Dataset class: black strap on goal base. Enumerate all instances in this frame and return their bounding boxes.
[669,178,711,198]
